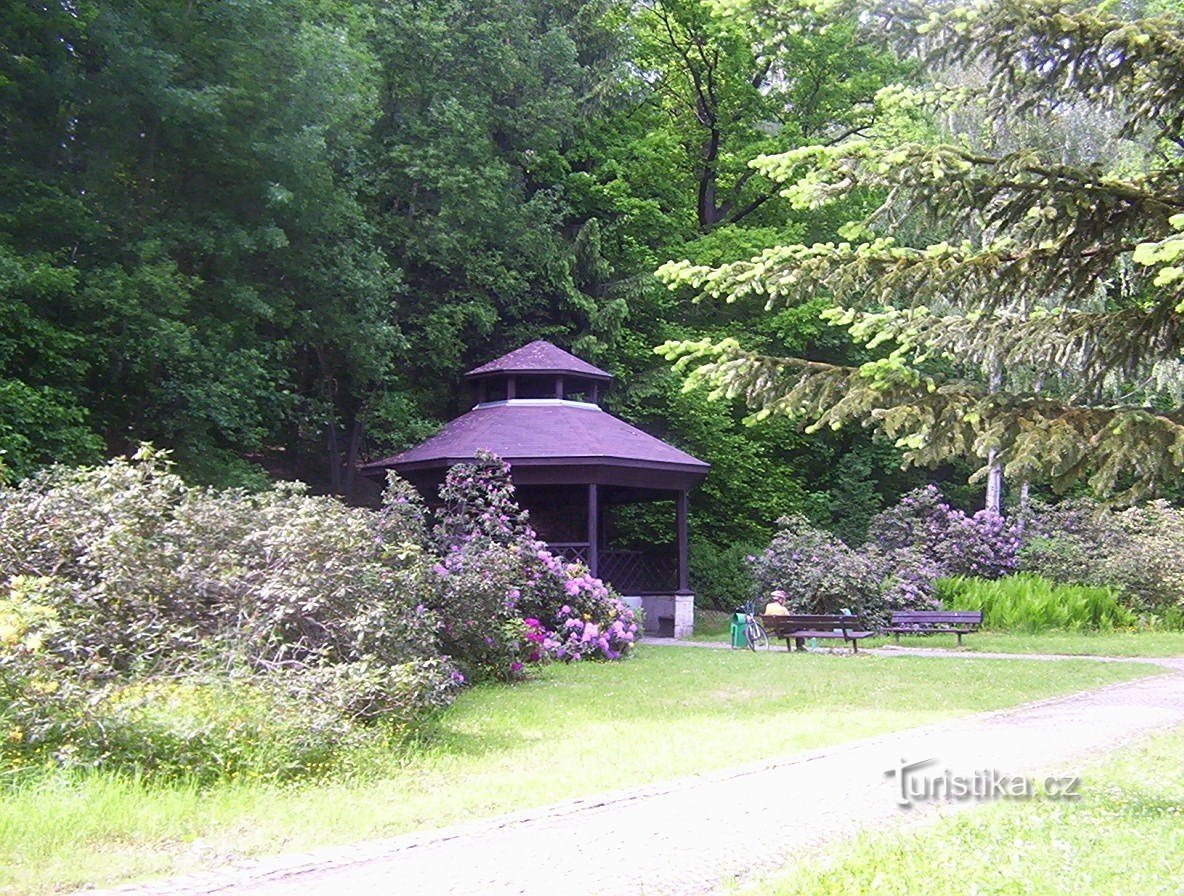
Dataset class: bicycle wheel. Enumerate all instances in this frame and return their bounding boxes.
[745,618,769,651]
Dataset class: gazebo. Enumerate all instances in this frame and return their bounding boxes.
[361,340,709,638]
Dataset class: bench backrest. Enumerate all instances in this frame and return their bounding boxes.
[891,610,982,625]
[764,613,865,631]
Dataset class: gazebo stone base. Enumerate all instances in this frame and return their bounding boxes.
[634,592,695,640]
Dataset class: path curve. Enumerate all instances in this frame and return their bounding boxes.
[88,661,1184,896]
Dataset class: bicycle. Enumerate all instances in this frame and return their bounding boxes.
[737,600,770,651]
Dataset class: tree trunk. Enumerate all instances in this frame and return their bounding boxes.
[697,126,722,230]
[326,419,342,494]
[984,357,1004,514]
[985,454,1003,515]
[343,414,364,497]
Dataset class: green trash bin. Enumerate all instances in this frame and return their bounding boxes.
[730,612,748,649]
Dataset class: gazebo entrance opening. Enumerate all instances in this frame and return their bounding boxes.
[361,340,708,638]
[519,483,689,635]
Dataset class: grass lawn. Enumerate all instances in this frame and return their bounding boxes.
[694,608,1184,656]
[869,629,1184,657]
[0,648,1160,895]
[743,725,1184,895]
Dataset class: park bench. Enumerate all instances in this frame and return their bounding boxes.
[760,613,873,653]
[886,610,983,646]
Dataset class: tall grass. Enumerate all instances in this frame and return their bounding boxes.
[938,573,1136,632]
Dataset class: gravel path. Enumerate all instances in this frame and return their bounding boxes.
[91,654,1184,896]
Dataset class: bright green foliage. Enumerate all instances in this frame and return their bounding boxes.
[658,0,1184,500]
[689,539,762,611]
[575,0,918,546]
[625,0,905,233]
[939,573,1135,632]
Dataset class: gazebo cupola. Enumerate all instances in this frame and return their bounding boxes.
[362,340,710,638]
[465,339,612,406]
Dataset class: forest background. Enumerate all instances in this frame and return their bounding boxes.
[4,0,1168,604]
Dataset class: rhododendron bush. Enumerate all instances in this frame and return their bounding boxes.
[429,452,637,679]
[1020,498,1184,626]
[0,448,634,780]
[750,486,1022,625]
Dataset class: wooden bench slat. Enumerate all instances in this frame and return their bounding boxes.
[887,610,982,645]
[759,613,872,653]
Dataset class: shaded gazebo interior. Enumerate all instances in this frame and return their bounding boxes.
[362,340,709,637]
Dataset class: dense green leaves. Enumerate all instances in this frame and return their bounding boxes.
[0,0,934,551]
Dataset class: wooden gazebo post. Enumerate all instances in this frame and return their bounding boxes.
[676,490,689,593]
[587,483,599,578]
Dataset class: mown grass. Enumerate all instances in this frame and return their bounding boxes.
[871,630,1184,657]
[0,647,1158,895]
[745,725,1184,896]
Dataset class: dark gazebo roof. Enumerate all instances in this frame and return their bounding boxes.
[362,340,709,491]
[465,339,612,381]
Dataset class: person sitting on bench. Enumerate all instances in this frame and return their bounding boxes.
[764,590,790,616]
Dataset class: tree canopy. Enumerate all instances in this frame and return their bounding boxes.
[14,0,1175,567]
[659,0,1184,500]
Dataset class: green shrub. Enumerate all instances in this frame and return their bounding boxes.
[1016,535,1095,585]
[88,675,367,786]
[750,515,888,624]
[0,449,638,783]
[938,574,1136,632]
[0,450,460,779]
[1020,499,1184,627]
[689,540,760,611]
[0,448,445,675]
[5,659,462,786]
[0,579,90,772]
[1098,502,1184,624]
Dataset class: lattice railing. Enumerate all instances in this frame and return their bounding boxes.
[549,542,590,565]
[546,543,678,593]
[600,550,677,594]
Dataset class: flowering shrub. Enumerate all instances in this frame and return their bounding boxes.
[428,452,638,675]
[871,546,943,612]
[749,515,889,624]
[430,534,534,682]
[0,447,639,780]
[868,485,1021,581]
[1102,502,1184,623]
[0,579,89,769]
[0,449,461,777]
[545,596,639,661]
[1020,499,1184,625]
